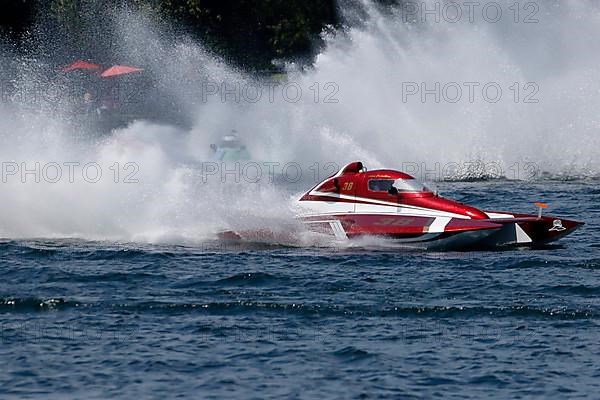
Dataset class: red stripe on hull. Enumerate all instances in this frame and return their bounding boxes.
[302,214,502,236]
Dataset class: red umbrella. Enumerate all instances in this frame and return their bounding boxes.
[61,60,100,72]
[100,65,143,78]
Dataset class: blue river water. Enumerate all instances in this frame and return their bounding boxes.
[1,180,599,399]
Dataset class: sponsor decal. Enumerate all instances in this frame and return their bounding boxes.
[549,219,566,232]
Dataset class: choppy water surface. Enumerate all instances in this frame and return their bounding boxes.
[1,180,599,399]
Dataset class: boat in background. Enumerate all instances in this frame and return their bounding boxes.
[209,132,252,162]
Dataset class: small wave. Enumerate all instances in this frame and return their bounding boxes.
[581,262,600,269]
[0,297,72,312]
[332,346,374,361]
[2,297,594,320]
[215,272,287,286]
[501,260,549,269]
[502,259,600,270]
[468,374,509,386]
[0,241,63,257]
[547,285,600,296]
[51,271,161,283]
[0,240,183,262]
[100,301,596,319]
[82,248,179,261]
[537,172,600,182]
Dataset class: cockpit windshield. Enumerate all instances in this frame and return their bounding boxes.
[392,178,433,193]
[368,178,433,193]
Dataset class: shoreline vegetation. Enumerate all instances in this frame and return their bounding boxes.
[1,0,348,70]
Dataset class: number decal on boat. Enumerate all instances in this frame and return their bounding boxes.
[342,182,354,191]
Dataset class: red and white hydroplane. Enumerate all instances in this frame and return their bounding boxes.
[296,162,583,250]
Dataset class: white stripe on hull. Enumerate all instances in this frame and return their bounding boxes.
[298,200,468,220]
[425,217,452,233]
[301,190,471,219]
[486,212,514,219]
